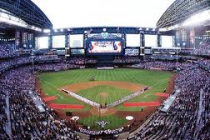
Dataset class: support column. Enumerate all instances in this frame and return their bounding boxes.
[157,34,161,47]
[140,33,145,47]
[15,30,21,50]
[48,35,52,49]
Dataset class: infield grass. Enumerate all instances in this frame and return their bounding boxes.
[39,68,172,129]
[39,68,172,107]
[78,85,131,104]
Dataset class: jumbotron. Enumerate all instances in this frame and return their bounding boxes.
[0,0,210,140]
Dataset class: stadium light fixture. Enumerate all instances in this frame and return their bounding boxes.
[159,28,168,32]
[0,16,27,28]
[43,29,51,33]
[0,8,42,32]
[33,27,42,32]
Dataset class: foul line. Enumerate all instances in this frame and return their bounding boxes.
[40,79,64,99]
[56,94,64,99]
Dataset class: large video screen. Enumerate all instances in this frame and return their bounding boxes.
[145,35,157,47]
[70,35,84,48]
[35,37,49,49]
[126,34,140,47]
[161,36,174,48]
[87,40,123,55]
[52,35,65,48]
[125,48,139,56]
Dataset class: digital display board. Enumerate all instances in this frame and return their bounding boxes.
[70,35,84,48]
[144,48,152,54]
[35,37,49,49]
[87,40,123,55]
[57,50,65,55]
[53,35,65,48]
[126,34,140,47]
[161,36,174,48]
[71,49,85,55]
[145,35,157,47]
[125,48,139,56]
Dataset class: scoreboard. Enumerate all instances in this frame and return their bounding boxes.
[86,32,124,55]
[125,48,139,56]
[87,40,123,55]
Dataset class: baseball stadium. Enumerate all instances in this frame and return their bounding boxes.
[0,0,210,140]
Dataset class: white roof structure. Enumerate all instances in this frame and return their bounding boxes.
[32,0,175,28]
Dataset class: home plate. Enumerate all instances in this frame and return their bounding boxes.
[71,116,79,121]
[126,116,134,121]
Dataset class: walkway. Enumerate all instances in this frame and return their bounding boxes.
[28,90,45,113]
[5,92,12,139]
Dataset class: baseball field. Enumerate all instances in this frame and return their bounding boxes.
[38,68,174,130]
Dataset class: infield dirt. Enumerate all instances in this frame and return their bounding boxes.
[35,73,175,130]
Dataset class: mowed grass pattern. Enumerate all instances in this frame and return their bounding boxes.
[78,85,131,104]
[39,68,172,108]
[39,68,172,129]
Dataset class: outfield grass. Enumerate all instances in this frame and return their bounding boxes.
[39,68,172,106]
[39,68,172,129]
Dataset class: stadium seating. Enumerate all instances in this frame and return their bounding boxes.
[128,63,210,140]
[0,48,210,139]
[193,38,210,56]
[0,43,19,59]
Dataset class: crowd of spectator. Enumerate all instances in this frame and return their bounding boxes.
[34,55,61,62]
[68,57,86,65]
[1,43,210,139]
[129,64,210,140]
[179,49,195,55]
[198,59,210,69]
[0,88,9,139]
[132,61,191,71]
[35,63,80,72]
[79,127,124,135]
[193,38,210,56]
[151,54,180,60]
[113,57,141,64]
[0,56,69,73]
[0,67,79,140]
[178,38,210,56]
[0,57,32,73]
[0,43,19,59]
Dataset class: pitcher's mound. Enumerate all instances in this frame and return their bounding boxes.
[100,92,108,98]
[90,107,117,116]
